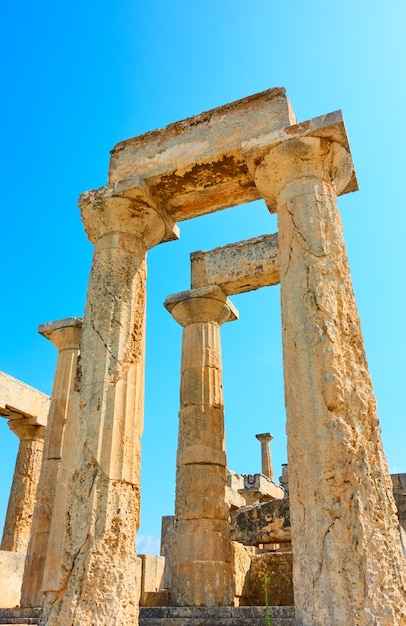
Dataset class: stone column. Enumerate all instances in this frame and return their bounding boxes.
[20,318,82,607]
[256,432,274,481]
[1,419,45,553]
[40,190,178,626]
[254,136,406,625]
[164,285,238,607]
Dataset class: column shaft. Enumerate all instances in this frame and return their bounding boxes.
[1,422,45,553]
[255,136,406,625]
[40,232,146,626]
[165,286,237,607]
[20,319,82,607]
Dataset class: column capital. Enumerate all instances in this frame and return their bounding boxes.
[79,185,179,249]
[164,285,238,327]
[256,432,274,443]
[8,418,46,442]
[38,317,83,351]
[254,136,354,211]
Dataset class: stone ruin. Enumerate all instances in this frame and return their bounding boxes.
[0,88,405,626]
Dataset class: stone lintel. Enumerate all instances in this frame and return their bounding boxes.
[164,285,239,322]
[108,89,296,222]
[0,371,50,426]
[191,233,279,295]
[101,93,356,223]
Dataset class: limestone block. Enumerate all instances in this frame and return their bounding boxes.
[174,561,234,607]
[175,464,229,520]
[108,89,296,221]
[239,473,284,504]
[139,554,165,606]
[173,519,232,562]
[160,516,174,590]
[177,406,226,452]
[0,550,25,608]
[230,499,291,546]
[248,552,294,607]
[191,233,279,295]
[231,542,255,603]
[0,372,50,426]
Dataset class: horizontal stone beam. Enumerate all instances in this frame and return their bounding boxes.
[190,233,279,295]
[107,89,296,222]
[0,371,50,427]
[97,89,357,223]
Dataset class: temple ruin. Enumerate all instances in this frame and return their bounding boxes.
[0,88,405,626]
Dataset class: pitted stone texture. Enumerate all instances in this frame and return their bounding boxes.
[108,89,296,222]
[256,136,406,625]
[138,606,296,626]
[1,421,45,553]
[230,499,291,546]
[249,552,294,607]
[41,197,172,625]
[391,473,406,532]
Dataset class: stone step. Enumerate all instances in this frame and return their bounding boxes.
[0,606,296,625]
[139,606,296,625]
[0,607,40,624]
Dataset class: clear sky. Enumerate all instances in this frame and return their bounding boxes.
[1,1,405,555]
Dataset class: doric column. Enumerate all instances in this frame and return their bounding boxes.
[254,136,406,625]
[164,285,238,607]
[256,432,274,481]
[40,190,178,626]
[1,419,45,553]
[20,318,82,607]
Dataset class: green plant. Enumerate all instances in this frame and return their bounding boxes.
[263,573,273,626]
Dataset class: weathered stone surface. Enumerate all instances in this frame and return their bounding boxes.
[239,474,284,505]
[231,499,291,546]
[255,135,406,625]
[249,552,294,607]
[139,555,165,606]
[231,542,255,603]
[108,89,296,222]
[0,551,25,608]
[191,234,279,295]
[160,516,174,590]
[391,473,406,532]
[0,372,50,426]
[21,318,82,607]
[165,286,237,607]
[40,196,177,626]
[1,420,45,553]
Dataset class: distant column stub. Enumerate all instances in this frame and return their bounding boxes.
[255,432,274,481]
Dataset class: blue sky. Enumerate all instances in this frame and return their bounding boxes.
[1,1,405,554]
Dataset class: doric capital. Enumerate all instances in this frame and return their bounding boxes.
[79,184,179,249]
[256,432,274,444]
[38,317,83,352]
[164,285,238,327]
[254,137,354,212]
[8,418,46,442]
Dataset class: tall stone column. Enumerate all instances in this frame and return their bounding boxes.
[20,318,82,607]
[255,136,406,625]
[40,190,178,626]
[1,419,45,553]
[164,285,238,607]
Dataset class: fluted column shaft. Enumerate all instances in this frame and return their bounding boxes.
[165,285,238,607]
[255,136,406,625]
[21,318,82,607]
[41,193,177,626]
[1,420,45,553]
